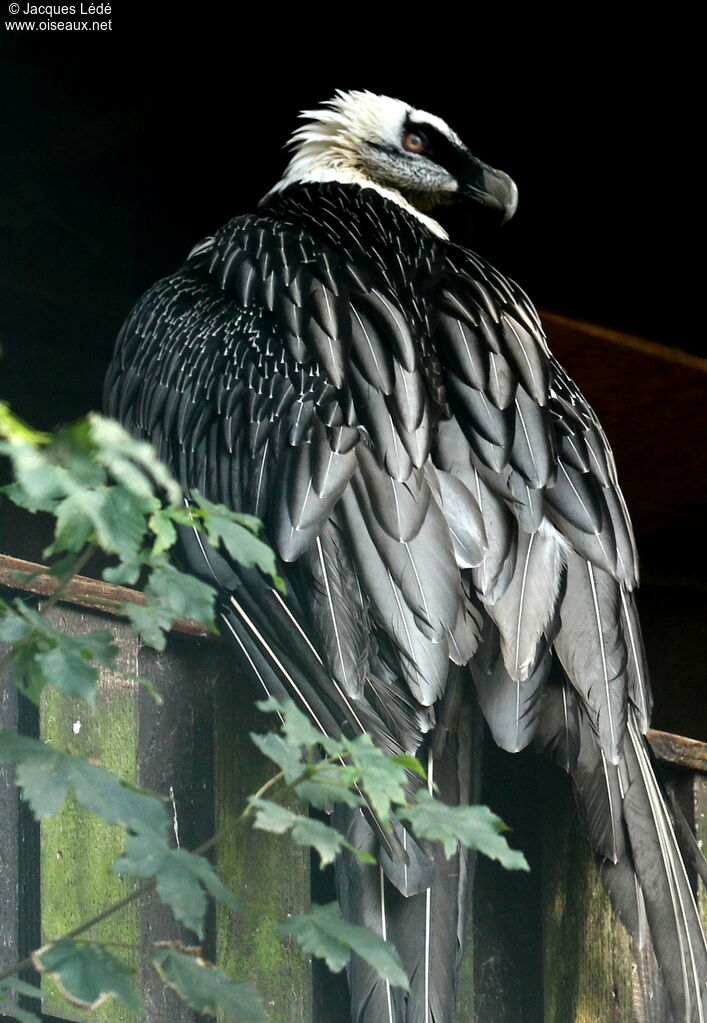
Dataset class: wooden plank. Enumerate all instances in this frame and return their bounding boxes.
[0,658,41,1018]
[214,683,312,1023]
[0,660,20,968]
[541,766,636,1023]
[0,555,211,639]
[473,741,544,1022]
[647,729,707,772]
[135,635,228,1023]
[665,768,707,938]
[39,608,140,1023]
[0,652,26,1019]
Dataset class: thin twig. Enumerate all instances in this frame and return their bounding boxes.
[0,769,286,984]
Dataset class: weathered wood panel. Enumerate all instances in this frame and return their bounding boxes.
[0,663,21,967]
[648,729,707,772]
[39,610,141,1023]
[135,636,224,1023]
[472,742,544,1023]
[541,765,636,1023]
[1,641,42,1019]
[2,557,706,1023]
[36,610,231,1023]
[214,680,313,1023]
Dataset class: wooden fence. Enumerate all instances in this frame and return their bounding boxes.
[1,554,706,1023]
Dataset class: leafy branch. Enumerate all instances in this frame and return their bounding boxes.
[0,404,527,1022]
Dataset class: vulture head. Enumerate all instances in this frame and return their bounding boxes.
[268,89,518,230]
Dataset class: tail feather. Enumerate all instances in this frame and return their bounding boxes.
[538,678,707,1022]
[337,678,480,1022]
[621,719,706,1023]
[333,810,402,1023]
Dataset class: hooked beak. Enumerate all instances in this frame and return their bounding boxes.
[459,156,518,224]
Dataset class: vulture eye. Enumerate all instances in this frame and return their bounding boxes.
[402,131,428,154]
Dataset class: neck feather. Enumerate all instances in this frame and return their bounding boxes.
[263,167,449,240]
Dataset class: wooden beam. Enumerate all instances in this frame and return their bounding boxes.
[3,553,706,771]
[646,729,707,772]
[541,311,707,373]
[0,553,211,639]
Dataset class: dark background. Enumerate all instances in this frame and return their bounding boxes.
[1,26,704,429]
[1,23,705,738]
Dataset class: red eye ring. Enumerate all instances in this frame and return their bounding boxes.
[402,131,427,154]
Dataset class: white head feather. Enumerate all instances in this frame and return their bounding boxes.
[265,90,459,237]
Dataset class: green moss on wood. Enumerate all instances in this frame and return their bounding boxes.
[214,686,312,1023]
[542,780,634,1023]
[40,614,139,1023]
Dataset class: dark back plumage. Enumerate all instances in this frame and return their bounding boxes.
[105,175,706,1022]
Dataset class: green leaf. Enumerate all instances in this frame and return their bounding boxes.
[398,792,529,870]
[33,642,98,703]
[121,601,170,651]
[250,732,304,784]
[46,492,94,554]
[0,998,42,1023]
[112,832,167,880]
[280,902,408,990]
[151,946,267,1021]
[1,603,115,704]
[121,563,217,650]
[2,445,68,512]
[0,978,43,999]
[147,564,215,626]
[0,607,32,644]
[154,850,241,939]
[155,855,208,939]
[390,753,427,780]
[11,644,49,703]
[1,481,46,512]
[249,797,350,867]
[256,698,334,752]
[294,770,364,811]
[50,487,150,562]
[33,938,140,1012]
[88,414,182,505]
[0,975,45,1021]
[346,732,408,824]
[114,838,240,939]
[192,492,285,593]
[102,559,143,586]
[251,702,361,809]
[0,401,50,445]
[148,507,178,555]
[34,629,117,704]
[0,729,167,837]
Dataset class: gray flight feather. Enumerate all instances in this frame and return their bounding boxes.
[554,551,628,763]
[487,524,564,681]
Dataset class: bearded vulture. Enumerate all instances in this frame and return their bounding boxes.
[104,90,707,1022]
